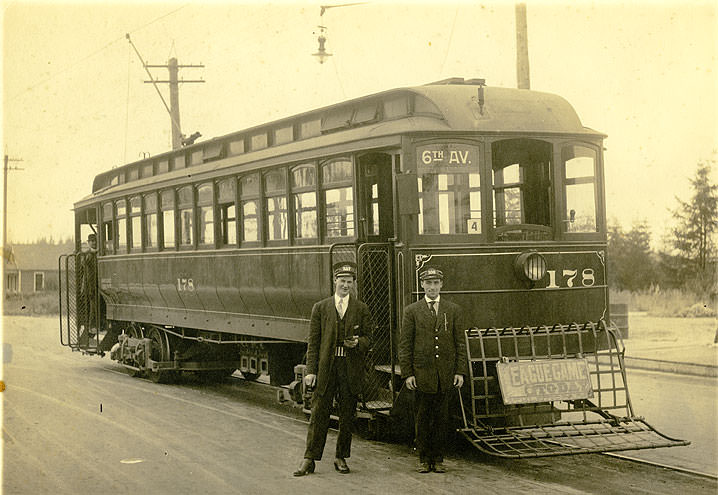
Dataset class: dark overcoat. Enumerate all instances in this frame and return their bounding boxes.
[399,298,468,394]
[306,294,374,396]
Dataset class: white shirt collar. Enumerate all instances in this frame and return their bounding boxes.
[424,295,440,305]
[335,293,349,306]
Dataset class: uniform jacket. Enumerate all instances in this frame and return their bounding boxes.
[399,298,468,394]
[306,293,374,396]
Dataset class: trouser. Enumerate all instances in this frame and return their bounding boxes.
[414,383,450,463]
[303,357,357,460]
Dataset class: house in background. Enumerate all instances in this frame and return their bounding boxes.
[4,242,73,295]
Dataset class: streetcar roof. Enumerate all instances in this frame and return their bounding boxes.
[79,79,604,207]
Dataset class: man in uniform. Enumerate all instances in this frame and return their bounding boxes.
[399,267,468,473]
[79,233,99,344]
[293,261,374,476]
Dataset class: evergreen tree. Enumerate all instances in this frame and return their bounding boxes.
[668,159,717,293]
[608,220,656,291]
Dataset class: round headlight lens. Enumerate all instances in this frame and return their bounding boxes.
[514,251,547,282]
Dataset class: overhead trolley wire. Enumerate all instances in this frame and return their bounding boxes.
[7,3,191,102]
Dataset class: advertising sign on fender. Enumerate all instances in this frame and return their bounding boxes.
[496,358,594,405]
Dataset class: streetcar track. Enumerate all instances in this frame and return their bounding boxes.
[1,424,76,495]
[7,360,713,482]
[6,384,241,492]
[603,452,718,480]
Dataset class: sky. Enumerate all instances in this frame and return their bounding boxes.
[2,0,717,248]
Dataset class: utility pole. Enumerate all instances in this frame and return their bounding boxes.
[3,154,24,253]
[126,34,204,150]
[145,58,205,149]
[515,3,530,90]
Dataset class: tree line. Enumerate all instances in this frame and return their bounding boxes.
[608,159,717,296]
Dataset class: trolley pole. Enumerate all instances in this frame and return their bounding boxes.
[3,154,24,252]
[126,34,204,150]
[515,3,530,90]
[144,58,204,150]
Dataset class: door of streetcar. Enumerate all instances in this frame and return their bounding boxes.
[357,152,394,242]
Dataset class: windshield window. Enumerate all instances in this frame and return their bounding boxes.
[492,139,552,227]
[417,143,481,235]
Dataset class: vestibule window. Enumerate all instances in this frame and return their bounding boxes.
[417,143,481,235]
[492,138,552,228]
[292,164,317,239]
[563,145,598,233]
[115,199,127,252]
[322,159,354,238]
[102,203,114,254]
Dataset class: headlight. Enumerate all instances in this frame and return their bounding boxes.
[514,251,547,282]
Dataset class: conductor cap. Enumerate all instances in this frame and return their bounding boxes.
[333,261,357,279]
[419,267,443,281]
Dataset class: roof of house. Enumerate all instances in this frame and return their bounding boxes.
[4,243,73,271]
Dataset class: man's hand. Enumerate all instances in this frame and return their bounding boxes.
[405,376,416,390]
[304,374,316,388]
[453,374,464,388]
[343,336,359,349]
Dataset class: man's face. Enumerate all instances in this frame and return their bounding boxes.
[334,275,355,297]
[421,278,443,299]
[88,237,97,250]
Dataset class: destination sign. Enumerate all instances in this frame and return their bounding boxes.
[416,143,478,168]
[496,358,594,405]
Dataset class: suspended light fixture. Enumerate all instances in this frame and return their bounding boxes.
[313,25,332,64]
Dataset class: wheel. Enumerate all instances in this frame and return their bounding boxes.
[147,327,174,384]
[124,324,144,377]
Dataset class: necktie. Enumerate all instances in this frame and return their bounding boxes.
[429,301,437,318]
[337,299,344,319]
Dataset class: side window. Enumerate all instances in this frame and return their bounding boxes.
[322,159,354,238]
[291,164,317,240]
[129,196,142,251]
[178,186,194,247]
[563,145,598,233]
[160,190,176,250]
[102,202,114,254]
[218,178,237,246]
[115,199,127,252]
[264,169,287,241]
[144,194,158,249]
[197,183,214,246]
[239,174,260,244]
[416,144,481,235]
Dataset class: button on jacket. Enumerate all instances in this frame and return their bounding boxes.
[306,293,374,396]
[399,298,468,394]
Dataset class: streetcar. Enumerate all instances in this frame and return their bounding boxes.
[59,78,688,457]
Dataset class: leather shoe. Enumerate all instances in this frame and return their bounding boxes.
[433,461,447,473]
[334,457,350,474]
[293,458,315,477]
[417,461,431,473]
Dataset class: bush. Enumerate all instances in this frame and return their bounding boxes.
[610,288,717,317]
[3,293,59,316]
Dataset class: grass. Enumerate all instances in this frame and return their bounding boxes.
[611,288,717,317]
[3,293,59,316]
[6,289,715,319]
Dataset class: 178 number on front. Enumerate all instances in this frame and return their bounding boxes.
[545,269,595,288]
